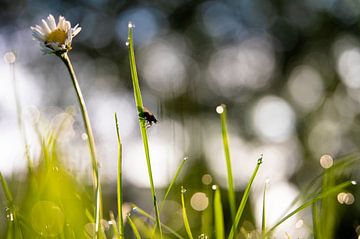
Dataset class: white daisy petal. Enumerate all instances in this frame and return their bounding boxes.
[47,14,57,30]
[72,27,81,37]
[41,19,51,34]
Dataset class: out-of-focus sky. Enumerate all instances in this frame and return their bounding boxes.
[1,0,360,237]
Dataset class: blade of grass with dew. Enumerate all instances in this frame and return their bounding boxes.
[0,172,23,238]
[228,156,263,239]
[217,104,236,221]
[320,166,336,239]
[128,216,142,239]
[276,153,359,221]
[181,187,193,239]
[127,21,162,237]
[115,113,124,238]
[131,204,184,239]
[59,52,102,238]
[266,180,356,236]
[214,185,225,239]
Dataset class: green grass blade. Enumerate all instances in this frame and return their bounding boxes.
[115,113,124,238]
[266,180,356,236]
[162,157,187,203]
[228,156,263,239]
[312,202,320,239]
[132,205,184,239]
[127,22,162,237]
[181,187,193,239]
[0,172,14,204]
[213,185,225,239]
[261,180,269,238]
[128,216,142,239]
[217,104,236,221]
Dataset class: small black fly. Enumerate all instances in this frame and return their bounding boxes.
[139,107,157,127]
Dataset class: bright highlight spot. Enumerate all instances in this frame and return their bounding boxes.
[337,192,355,205]
[4,51,16,64]
[190,192,209,211]
[251,96,295,142]
[216,105,224,114]
[319,154,333,169]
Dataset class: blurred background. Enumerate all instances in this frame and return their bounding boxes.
[0,0,360,238]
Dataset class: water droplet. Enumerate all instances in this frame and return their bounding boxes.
[125,41,129,47]
[257,154,263,164]
[128,22,135,29]
[198,233,208,239]
[351,181,357,185]
[183,156,188,161]
[216,105,224,114]
[5,207,14,221]
[211,185,217,191]
[4,51,16,64]
[181,187,187,194]
[81,133,88,141]
[131,207,137,213]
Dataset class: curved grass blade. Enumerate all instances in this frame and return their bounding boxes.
[266,180,356,236]
[228,156,263,239]
[162,157,187,204]
[181,187,193,239]
[262,179,269,238]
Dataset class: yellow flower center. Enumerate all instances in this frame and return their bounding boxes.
[45,29,67,44]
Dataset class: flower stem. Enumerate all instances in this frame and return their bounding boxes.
[59,52,102,237]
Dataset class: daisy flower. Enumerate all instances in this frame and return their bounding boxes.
[31,14,81,54]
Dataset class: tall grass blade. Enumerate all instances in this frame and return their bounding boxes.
[217,104,236,221]
[109,211,120,239]
[266,180,356,236]
[181,187,193,239]
[127,22,162,237]
[115,113,124,238]
[228,156,263,239]
[312,202,320,239]
[214,185,225,239]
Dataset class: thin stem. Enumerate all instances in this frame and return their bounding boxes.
[127,23,162,237]
[58,52,102,237]
[9,62,33,172]
[115,113,124,238]
[218,104,236,221]
[228,156,263,239]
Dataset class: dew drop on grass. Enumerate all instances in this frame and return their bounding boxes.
[181,187,187,194]
[4,207,14,221]
[81,133,88,141]
[183,156,188,161]
[216,105,224,114]
[211,185,217,191]
[128,22,135,29]
[125,40,129,47]
[198,233,208,239]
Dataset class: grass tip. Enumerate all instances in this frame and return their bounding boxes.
[128,21,135,29]
[181,186,187,194]
[258,154,263,164]
[211,185,217,191]
[183,156,188,161]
